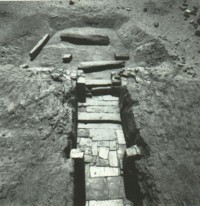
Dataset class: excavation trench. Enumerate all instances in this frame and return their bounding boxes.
[71,69,145,206]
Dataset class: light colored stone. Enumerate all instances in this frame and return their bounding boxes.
[78,123,122,130]
[99,147,109,159]
[81,99,119,106]
[90,166,120,177]
[116,130,126,144]
[86,79,112,87]
[70,149,84,159]
[126,145,141,157]
[110,141,117,151]
[109,151,118,167]
[78,112,121,123]
[90,129,117,141]
[89,199,124,206]
[77,128,89,137]
[92,142,98,156]
[117,145,126,159]
[102,95,118,101]
[86,201,89,206]
[86,106,119,114]
[62,54,72,63]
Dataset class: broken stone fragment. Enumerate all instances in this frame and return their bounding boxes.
[126,145,141,157]
[195,26,200,36]
[70,149,84,159]
[60,33,110,45]
[184,9,191,17]
[114,52,129,60]
[62,54,72,63]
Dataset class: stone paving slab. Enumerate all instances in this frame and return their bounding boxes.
[88,199,124,206]
[90,129,117,141]
[78,112,121,123]
[78,123,122,130]
[90,166,120,177]
[107,177,125,199]
[92,142,98,156]
[102,95,118,101]
[99,147,109,160]
[109,151,118,167]
[79,138,92,147]
[96,157,109,167]
[77,128,90,137]
[86,79,112,87]
[110,141,118,151]
[79,99,119,106]
[86,177,109,200]
[86,106,119,114]
[116,130,126,145]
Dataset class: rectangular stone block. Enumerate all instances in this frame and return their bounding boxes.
[110,141,117,151]
[89,199,124,206]
[90,166,120,177]
[78,112,121,123]
[78,123,122,130]
[78,61,125,73]
[70,149,84,159]
[96,157,109,167]
[79,138,92,147]
[91,87,113,96]
[90,129,117,141]
[114,51,130,60]
[86,79,112,87]
[109,151,118,167]
[29,34,50,60]
[99,147,109,160]
[102,95,118,101]
[77,128,89,137]
[86,106,119,114]
[92,142,98,156]
[81,99,119,106]
[116,130,126,145]
[98,141,110,147]
[62,54,72,63]
[60,33,110,45]
[126,145,141,157]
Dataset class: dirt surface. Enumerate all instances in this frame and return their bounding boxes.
[0,0,200,206]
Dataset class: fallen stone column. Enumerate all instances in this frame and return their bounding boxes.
[60,33,110,45]
[29,34,50,60]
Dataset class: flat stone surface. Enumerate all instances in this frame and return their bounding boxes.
[78,61,125,72]
[90,166,120,177]
[102,95,118,101]
[89,199,124,206]
[60,33,110,45]
[90,129,117,141]
[70,149,84,159]
[92,142,98,156]
[85,155,96,163]
[116,130,126,144]
[110,141,118,151]
[96,157,109,167]
[126,145,141,157]
[117,145,126,159]
[78,112,121,123]
[99,147,109,159]
[78,123,122,130]
[86,178,109,200]
[62,54,72,63]
[86,79,112,87]
[109,151,118,167]
[107,177,125,199]
[80,99,119,106]
[86,106,119,114]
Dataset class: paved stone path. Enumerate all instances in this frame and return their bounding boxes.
[77,81,130,206]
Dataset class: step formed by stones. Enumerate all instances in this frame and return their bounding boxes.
[79,99,119,106]
[78,61,125,73]
[29,34,50,60]
[78,112,121,123]
[78,123,122,130]
[60,33,110,45]
[90,129,117,141]
[86,105,120,114]
[88,199,124,206]
[86,79,112,87]
[90,166,120,177]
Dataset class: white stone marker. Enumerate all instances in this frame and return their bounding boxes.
[99,147,109,160]
[70,149,84,159]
